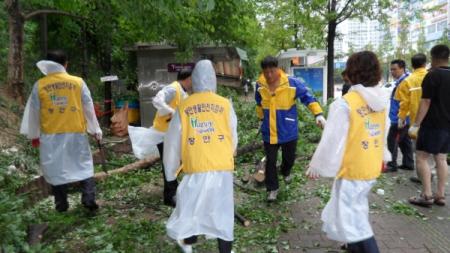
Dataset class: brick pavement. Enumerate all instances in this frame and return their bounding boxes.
[278,169,450,253]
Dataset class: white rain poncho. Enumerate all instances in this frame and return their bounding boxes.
[163,60,238,241]
[308,84,391,243]
[128,81,189,159]
[20,61,102,186]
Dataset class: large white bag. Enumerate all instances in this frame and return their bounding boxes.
[128,125,163,159]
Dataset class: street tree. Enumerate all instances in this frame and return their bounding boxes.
[256,0,390,99]
[4,0,83,103]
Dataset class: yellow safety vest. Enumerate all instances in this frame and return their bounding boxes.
[178,92,234,174]
[337,91,386,180]
[153,81,182,132]
[38,72,86,134]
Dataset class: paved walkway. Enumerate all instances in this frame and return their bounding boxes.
[278,169,450,253]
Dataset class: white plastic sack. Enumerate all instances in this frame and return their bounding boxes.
[20,94,40,139]
[20,96,31,136]
[128,125,163,159]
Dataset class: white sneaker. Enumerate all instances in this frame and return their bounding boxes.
[267,190,278,202]
[177,240,193,253]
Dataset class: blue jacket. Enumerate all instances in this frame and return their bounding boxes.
[255,70,322,144]
[389,73,409,124]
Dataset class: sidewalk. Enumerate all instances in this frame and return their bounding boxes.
[278,169,450,253]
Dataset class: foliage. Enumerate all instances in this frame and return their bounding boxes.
[0,192,30,253]
[2,0,262,99]
[254,0,325,62]
[0,138,41,252]
[0,6,8,85]
[389,200,423,217]
[255,0,390,98]
[0,86,325,252]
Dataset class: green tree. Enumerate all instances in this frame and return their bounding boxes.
[256,0,390,98]
[4,0,85,102]
[3,0,261,100]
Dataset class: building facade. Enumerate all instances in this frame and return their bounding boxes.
[335,0,450,56]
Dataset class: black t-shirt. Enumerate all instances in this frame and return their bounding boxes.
[422,66,450,129]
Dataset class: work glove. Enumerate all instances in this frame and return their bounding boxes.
[31,138,40,148]
[398,118,406,129]
[408,124,419,139]
[315,115,326,129]
[306,167,320,180]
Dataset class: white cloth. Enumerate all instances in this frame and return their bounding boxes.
[163,59,238,241]
[166,172,235,241]
[128,126,162,159]
[321,179,376,243]
[128,82,188,160]
[152,81,188,116]
[20,60,101,185]
[308,84,391,243]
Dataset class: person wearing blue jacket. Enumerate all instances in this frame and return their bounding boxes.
[255,56,326,201]
[385,59,414,172]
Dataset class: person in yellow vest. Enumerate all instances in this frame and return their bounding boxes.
[20,49,102,212]
[394,54,428,183]
[394,53,427,127]
[255,56,326,202]
[163,60,237,253]
[151,70,192,207]
[307,51,391,253]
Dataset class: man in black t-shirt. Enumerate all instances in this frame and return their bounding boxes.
[409,44,450,207]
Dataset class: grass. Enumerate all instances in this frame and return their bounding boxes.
[2,91,429,253]
[0,87,328,252]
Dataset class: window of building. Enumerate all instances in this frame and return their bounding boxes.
[437,20,447,32]
[427,24,436,34]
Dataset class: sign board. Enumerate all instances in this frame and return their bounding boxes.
[292,67,327,103]
[167,63,195,72]
[100,75,119,82]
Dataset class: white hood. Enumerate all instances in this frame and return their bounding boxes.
[351,84,390,112]
[192,59,216,93]
[36,60,66,75]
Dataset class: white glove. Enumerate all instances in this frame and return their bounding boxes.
[398,118,405,128]
[306,167,320,180]
[408,124,419,139]
[94,131,103,141]
[315,115,326,128]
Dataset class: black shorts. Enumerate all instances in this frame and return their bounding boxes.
[416,126,450,154]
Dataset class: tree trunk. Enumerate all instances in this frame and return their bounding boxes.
[39,14,48,58]
[5,0,25,104]
[326,20,337,100]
